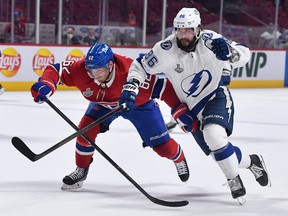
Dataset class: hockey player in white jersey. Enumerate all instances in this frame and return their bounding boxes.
[119,7,271,204]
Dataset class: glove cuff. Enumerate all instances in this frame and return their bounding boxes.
[39,77,56,94]
[128,78,140,87]
[122,81,139,95]
[172,104,189,120]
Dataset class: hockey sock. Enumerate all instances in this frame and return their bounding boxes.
[213,143,239,179]
[75,143,94,168]
[153,138,184,163]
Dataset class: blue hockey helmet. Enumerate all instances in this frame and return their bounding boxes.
[85,43,114,70]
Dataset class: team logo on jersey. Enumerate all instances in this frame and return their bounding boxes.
[174,64,184,73]
[160,40,172,50]
[83,88,93,97]
[202,33,213,41]
[181,70,212,97]
[202,33,213,50]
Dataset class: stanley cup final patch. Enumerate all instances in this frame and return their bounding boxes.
[83,88,94,97]
[174,64,184,73]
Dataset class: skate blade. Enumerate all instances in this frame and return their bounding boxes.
[259,155,272,187]
[61,181,83,191]
[236,196,246,206]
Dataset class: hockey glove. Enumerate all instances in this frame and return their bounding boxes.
[31,77,56,104]
[119,81,139,111]
[211,38,231,61]
[171,103,197,133]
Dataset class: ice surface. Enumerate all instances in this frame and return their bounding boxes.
[1,88,287,216]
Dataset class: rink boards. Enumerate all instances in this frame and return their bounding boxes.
[0,45,287,90]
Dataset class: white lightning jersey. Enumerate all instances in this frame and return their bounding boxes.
[128,30,250,118]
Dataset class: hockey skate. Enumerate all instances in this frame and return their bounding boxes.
[61,166,90,190]
[0,85,5,95]
[174,158,190,182]
[248,154,271,187]
[227,175,246,205]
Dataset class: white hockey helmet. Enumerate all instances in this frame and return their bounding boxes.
[173,8,201,30]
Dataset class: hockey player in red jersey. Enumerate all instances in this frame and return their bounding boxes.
[30,43,189,190]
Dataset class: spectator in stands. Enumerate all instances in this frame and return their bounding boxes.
[147,20,157,35]
[127,10,137,26]
[62,27,81,45]
[4,8,26,43]
[279,28,288,49]
[278,28,288,41]
[122,32,137,46]
[165,27,173,37]
[83,28,98,45]
[259,23,281,48]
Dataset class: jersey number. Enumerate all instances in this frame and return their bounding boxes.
[145,50,158,68]
[140,74,151,90]
[62,60,74,74]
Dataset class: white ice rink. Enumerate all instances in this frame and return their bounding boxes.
[0,88,288,216]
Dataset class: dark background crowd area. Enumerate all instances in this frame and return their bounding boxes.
[0,0,287,48]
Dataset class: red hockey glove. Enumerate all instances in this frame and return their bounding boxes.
[171,103,197,133]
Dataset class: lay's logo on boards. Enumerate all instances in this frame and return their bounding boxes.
[33,48,55,76]
[66,49,85,61]
[0,48,21,77]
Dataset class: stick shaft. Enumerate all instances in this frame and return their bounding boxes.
[12,103,123,161]
[45,99,188,207]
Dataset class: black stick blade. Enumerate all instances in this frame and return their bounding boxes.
[151,197,189,207]
[11,136,189,207]
[11,137,37,162]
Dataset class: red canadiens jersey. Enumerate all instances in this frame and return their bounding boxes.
[43,54,180,109]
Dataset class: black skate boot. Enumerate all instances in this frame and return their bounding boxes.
[227,175,246,205]
[174,158,190,182]
[248,154,271,187]
[61,166,90,190]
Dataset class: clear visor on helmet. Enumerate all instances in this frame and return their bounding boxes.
[175,28,195,37]
[85,63,110,79]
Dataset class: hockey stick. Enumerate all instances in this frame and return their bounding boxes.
[11,103,124,162]
[12,99,189,207]
[45,99,188,207]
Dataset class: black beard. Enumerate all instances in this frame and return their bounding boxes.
[176,37,198,52]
